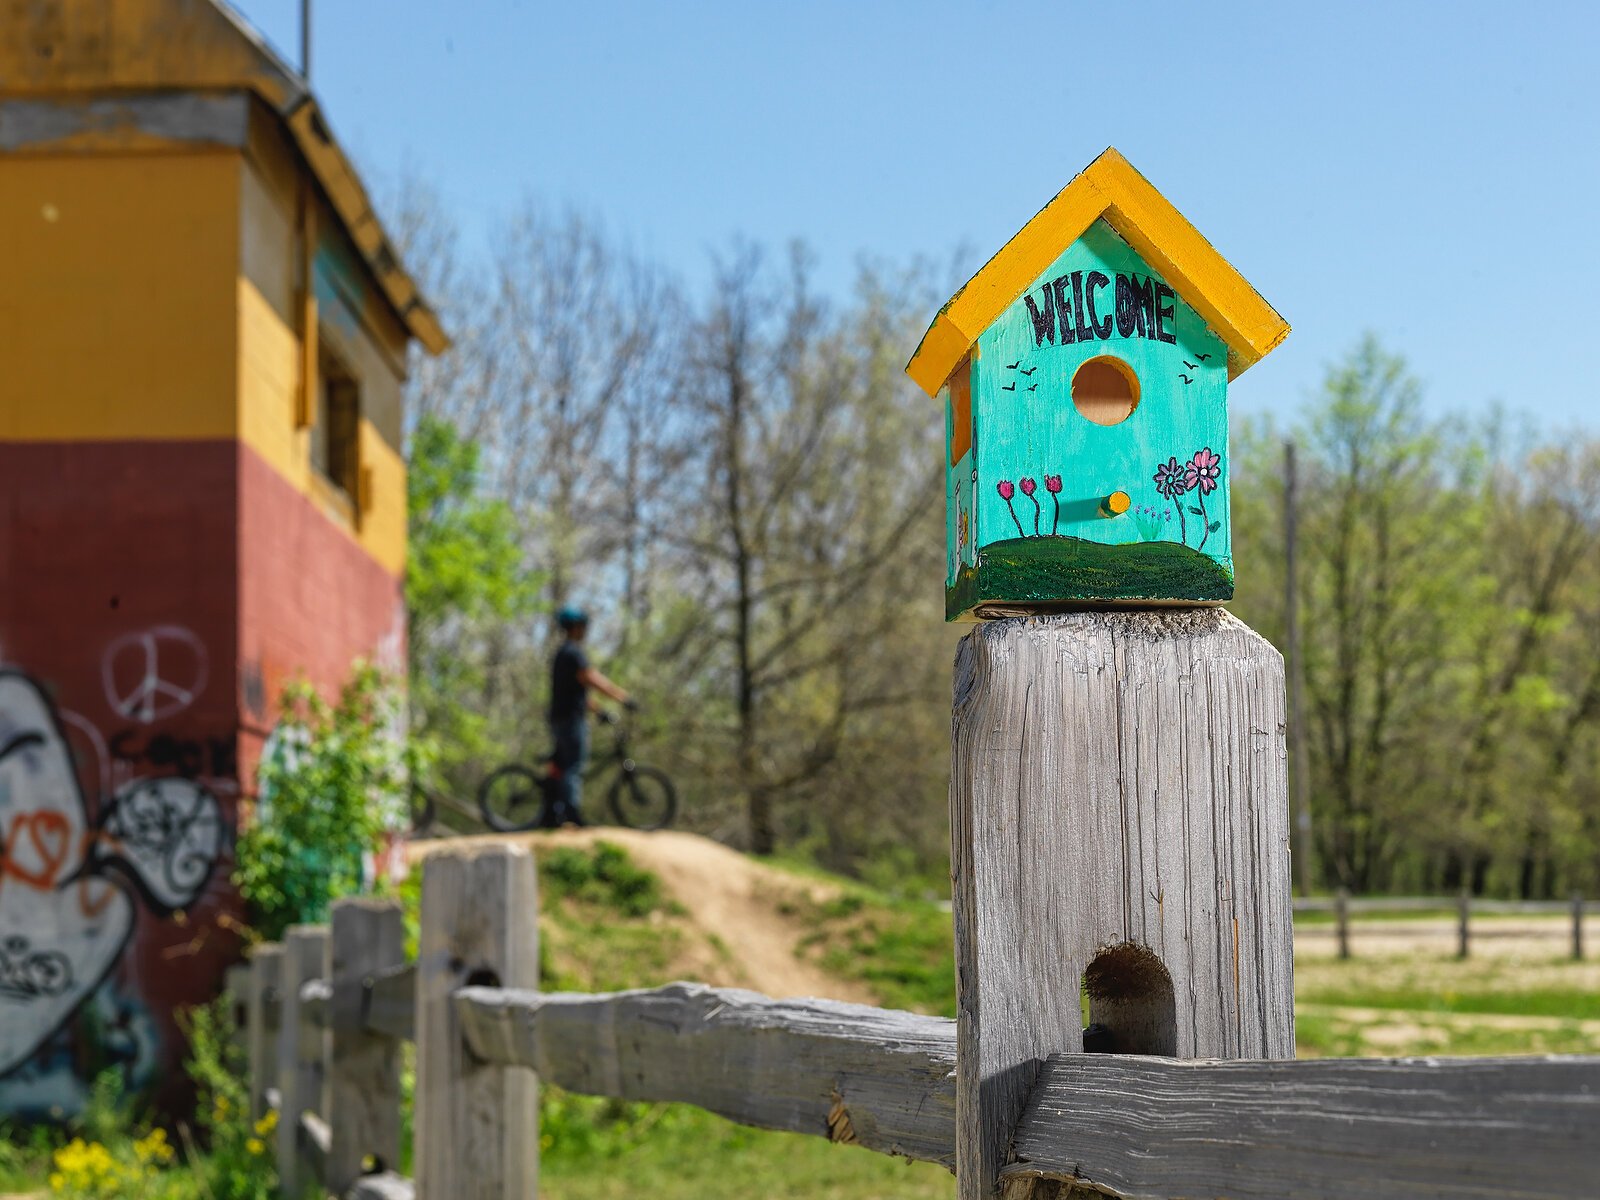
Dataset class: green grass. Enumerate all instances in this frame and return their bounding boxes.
[948,534,1232,616]
[538,1093,954,1200]
[1298,983,1600,1021]
[781,888,957,1016]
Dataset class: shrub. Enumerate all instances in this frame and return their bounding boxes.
[181,995,277,1200]
[235,664,412,940]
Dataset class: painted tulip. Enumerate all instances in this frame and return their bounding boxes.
[997,480,1025,537]
[1044,474,1062,493]
[1019,478,1042,535]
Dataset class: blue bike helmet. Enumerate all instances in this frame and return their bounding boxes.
[556,605,589,630]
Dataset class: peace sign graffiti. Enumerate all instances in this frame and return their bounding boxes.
[100,626,209,726]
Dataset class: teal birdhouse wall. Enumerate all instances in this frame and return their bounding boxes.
[914,150,1289,619]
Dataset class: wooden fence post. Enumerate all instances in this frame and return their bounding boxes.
[1457,891,1471,960]
[415,844,540,1199]
[328,897,406,1194]
[949,611,1294,1200]
[276,925,329,1196]
[1573,892,1585,962]
[1335,888,1351,960]
[246,943,283,1120]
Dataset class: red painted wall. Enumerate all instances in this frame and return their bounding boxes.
[236,442,406,782]
[0,438,401,1117]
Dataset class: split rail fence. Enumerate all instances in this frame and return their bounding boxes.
[1294,892,1593,960]
[228,842,1600,1200]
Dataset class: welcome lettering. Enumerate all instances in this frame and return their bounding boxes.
[1022,271,1176,347]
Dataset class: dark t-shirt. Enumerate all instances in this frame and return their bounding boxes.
[549,641,591,722]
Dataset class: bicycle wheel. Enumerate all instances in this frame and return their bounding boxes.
[607,765,678,831]
[477,764,546,832]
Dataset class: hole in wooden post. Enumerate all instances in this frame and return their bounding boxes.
[1081,942,1176,1056]
[465,966,501,989]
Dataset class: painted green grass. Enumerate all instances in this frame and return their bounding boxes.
[948,534,1232,616]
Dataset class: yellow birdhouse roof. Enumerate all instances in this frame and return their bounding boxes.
[906,148,1288,397]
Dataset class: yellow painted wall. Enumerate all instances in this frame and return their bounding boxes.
[0,152,239,439]
[0,130,407,575]
[235,119,407,575]
[236,275,406,576]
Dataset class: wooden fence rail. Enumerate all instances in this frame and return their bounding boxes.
[1294,891,1594,959]
[229,841,1600,1200]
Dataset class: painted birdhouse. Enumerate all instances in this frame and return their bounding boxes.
[908,148,1289,619]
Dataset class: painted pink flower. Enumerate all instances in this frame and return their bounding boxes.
[1018,477,1042,534]
[1184,447,1222,495]
[997,480,1025,537]
[1044,475,1062,494]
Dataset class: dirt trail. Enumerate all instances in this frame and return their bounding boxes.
[412,828,876,1004]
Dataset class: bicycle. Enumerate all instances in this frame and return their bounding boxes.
[476,711,678,833]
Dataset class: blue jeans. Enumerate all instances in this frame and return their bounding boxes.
[548,716,589,825]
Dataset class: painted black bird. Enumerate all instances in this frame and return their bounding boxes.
[1194,352,1212,361]
[1002,382,1017,391]
[1183,360,1198,370]
[1020,366,1037,376]
[1005,361,1020,370]
[1026,384,1038,392]
[1179,373,1193,385]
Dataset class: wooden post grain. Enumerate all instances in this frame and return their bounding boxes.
[1457,890,1471,960]
[276,925,329,1195]
[414,845,540,1199]
[246,943,283,1121]
[1335,888,1351,960]
[949,611,1294,1200]
[1572,892,1584,962]
[328,897,407,1193]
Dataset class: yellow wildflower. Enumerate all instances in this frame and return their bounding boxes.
[133,1127,176,1165]
[246,1137,264,1155]
[254,1108,278,1136]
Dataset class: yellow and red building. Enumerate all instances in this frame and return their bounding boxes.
[0,0,443,1114]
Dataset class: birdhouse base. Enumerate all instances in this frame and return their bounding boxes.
[946,534,1233,620]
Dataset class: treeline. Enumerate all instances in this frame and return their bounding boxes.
[1235,337,1600,897]
[392,184,1600,898]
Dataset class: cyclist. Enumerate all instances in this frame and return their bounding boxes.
[548,606,635,826]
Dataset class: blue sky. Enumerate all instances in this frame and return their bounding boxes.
[232,0,1599,429]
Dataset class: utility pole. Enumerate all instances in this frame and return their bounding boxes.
[1285,441,1315,896]
[301,0,312,81]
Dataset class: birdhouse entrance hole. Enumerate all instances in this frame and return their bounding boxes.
[1071,355,1140,426]
[1081,941,1176,1056]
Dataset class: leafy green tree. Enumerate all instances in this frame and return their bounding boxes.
[406,414,540,791]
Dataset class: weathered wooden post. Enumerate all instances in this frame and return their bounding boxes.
[1572,892,1584,962]
[246,942,284,1120]
[1457,890,1471,960]
[328,897,407,1193]
[1336,888,1352,960]
[276,925,329,1195]
[908,149,1294,1200]
[415,844,540,1199]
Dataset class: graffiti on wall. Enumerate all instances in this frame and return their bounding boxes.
[0,637,224,1098]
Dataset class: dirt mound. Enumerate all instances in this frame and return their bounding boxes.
[411,828,876,1004]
